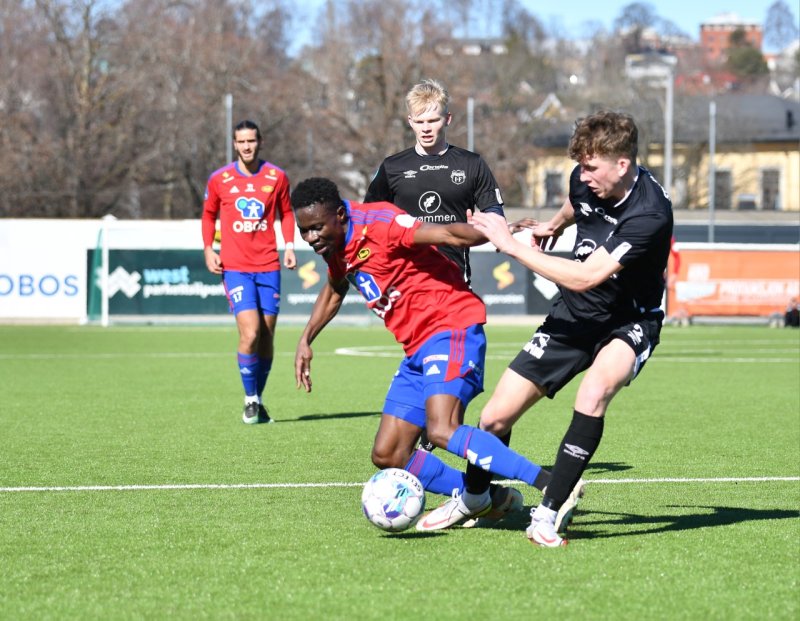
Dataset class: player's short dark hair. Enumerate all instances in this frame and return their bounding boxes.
[569,110,638,162]
[234,119,261,140]
[291,177,342,212]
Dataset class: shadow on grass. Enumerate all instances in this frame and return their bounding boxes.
[382,531,444,540]
[278,411,380,422]
[440,497,799,537]
[569,506,799,540]
[584,461,634,474]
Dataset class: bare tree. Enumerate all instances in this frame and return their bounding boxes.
[765,0,799,51]
[613,2,658,52]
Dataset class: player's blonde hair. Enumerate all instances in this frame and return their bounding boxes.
[568,110,638,162]
[406,79,450,116]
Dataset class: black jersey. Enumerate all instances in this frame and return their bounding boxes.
[364,145,503,282]
[562,164,673,322]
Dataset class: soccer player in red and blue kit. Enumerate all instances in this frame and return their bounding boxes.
[202,120,297,424]
[291,177,553,531]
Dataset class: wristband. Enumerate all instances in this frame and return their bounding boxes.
[285,242,294,250]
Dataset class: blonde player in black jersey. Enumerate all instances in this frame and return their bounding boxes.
[364,78,507,284]
[365,80,541,526]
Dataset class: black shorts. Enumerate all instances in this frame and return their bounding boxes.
[508,299,663,398]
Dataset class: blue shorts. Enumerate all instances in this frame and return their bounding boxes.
[383,324,486,429]
[222,270,281,316]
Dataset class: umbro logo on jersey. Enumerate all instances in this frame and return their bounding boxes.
[403,170,417,179]
[579,202,592,216]
[563,443,590,460]
[425,364,441,376]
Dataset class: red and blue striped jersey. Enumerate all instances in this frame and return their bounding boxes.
[327,200,486,354]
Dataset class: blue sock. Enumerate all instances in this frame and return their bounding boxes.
[257,357,273,397]
[447,425,542,486]
[405,449,465,496]
[237,352,259,397]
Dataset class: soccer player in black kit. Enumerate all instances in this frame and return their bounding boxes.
[426,110,673,547]
[364,78,505,284]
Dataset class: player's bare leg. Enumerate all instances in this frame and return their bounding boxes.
[371,414,422,470]
[462,369,550,527]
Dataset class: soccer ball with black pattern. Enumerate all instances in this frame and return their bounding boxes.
[361,468,426,532]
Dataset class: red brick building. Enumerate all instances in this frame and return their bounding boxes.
[700,13,763,65]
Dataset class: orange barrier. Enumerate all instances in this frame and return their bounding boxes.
[667,245,800,317]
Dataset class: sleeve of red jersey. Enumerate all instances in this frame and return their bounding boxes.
[387,210,421,251]
[276,175,296,246]
[201,176,220,248]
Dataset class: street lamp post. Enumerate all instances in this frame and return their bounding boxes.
[224,93,233,164]
[708,100,716,243]
[664,68,673,199]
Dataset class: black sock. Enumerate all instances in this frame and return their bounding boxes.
[465,430,512,494]
[418,428,435,452]
[542,410,603,509]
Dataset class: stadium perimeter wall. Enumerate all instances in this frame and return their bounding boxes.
[1,219,797,325]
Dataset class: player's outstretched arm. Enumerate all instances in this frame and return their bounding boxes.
[295,277,349,392]
[412,210,488,248]
[471,211,621,292]
[530,198,575,250]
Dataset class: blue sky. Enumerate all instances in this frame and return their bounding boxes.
[291,0,789,53]
[530,0,778,44]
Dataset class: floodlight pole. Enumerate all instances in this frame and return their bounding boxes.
[467,97,474,152]
[101,215,111,327]
[708,100,716,243]
[224,93,233,163]
[664,69,673,198]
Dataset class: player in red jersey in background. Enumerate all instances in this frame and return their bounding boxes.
[291,177,553,532]
[202,120,297,424]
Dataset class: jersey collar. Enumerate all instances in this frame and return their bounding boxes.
[613,167,641,207]
[233,160,265,177]
[343,200,355,245]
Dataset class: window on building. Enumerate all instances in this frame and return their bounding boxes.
[714,170,732,210]
[544,172,564,209]
[761,169,780,210]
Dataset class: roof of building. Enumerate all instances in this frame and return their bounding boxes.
[677,94,800,143]
[531,94,800,148]
[700,13,760,27]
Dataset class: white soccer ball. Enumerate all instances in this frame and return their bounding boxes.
[361,468,426,532]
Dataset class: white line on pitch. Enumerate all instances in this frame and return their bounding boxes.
[1,476,797,493]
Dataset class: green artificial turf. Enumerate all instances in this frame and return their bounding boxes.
[0,323,798,620]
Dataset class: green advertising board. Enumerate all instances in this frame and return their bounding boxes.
[87,249,542,318]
